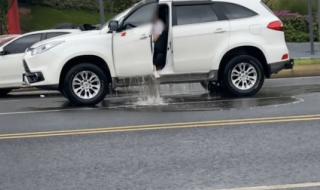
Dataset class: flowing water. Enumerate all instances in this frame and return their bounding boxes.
[134,76,168,106]
[110,74,205,106]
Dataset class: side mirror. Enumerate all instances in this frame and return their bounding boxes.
[108,20,119,32]
[0,47,7,56]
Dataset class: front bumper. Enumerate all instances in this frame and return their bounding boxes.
[269,59,294,74]
[22,60,45,84]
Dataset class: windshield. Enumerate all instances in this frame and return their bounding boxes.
[111,7,132,21]
[0,36,17,47]
[102,0,145,29]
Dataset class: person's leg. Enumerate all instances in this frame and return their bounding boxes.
[154,53,166,70]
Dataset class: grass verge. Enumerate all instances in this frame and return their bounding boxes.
[294,59,320,65]
[21,5,112,32]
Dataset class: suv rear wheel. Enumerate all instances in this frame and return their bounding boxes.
[200,81,221,93]
[62,63,109,106]
[0,89,12,97]
[221,55,264,97]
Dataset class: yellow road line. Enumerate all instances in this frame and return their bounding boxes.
[1,113,320,137]
[0,114,320,140]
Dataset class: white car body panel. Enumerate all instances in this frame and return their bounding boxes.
[173,20,230,73]
[0,53,25,88]
[24,0,290,89]
[113,24,154,77]
[25,31,115,86]
[0,29,80,89]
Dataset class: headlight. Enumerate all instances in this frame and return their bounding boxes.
[29,41,64,56]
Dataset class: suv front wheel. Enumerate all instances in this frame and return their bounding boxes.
[62,63,109,106]
[221,55,264,97]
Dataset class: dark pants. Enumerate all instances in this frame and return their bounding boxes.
[153,51,166,70]
[153,31,168,70]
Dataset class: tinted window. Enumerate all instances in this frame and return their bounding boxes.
[46,32,69,39]
[215,3,257,19]
[0,37,16,47]
[123,3,157,29]
[4,34,41,54]
[175,4,218,25]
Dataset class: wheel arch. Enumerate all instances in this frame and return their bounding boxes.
[217,46,270,81]
[59,55,112,89]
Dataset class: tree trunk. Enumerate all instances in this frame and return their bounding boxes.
[318,0,320,41]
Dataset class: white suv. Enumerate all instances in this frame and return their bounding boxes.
[23,0,293,106]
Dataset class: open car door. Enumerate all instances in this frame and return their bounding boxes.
[113,1,158,78]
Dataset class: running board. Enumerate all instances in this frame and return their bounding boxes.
[113,70,218,87]
[159,71,217,84]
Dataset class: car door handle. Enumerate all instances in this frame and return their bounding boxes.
[140,34,149,40]
[214,28,226,34]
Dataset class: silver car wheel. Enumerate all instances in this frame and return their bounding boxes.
[72,71,101,100]
[231,62,258,91]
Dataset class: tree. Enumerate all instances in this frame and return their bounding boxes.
[107,0,139,14]
[0,0,14,34]
[262,0,273,8]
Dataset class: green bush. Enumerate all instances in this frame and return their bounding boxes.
[104,0,139,15]
[269,0,317,15]
[20,5,106,32]
[275,10,318,42]
[0,0,13,34]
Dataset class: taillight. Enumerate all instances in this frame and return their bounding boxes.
[267,21,284,31]
[282,53,289,60]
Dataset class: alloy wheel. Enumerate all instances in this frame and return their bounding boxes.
[231,62,258,90]
[72,71,101,99]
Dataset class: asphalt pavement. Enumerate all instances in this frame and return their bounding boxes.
[1,77,320,190]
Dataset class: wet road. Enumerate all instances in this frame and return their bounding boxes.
[1,77,320,190]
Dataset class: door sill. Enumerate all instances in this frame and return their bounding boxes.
[158,70,217,84]
[113,70,218,87]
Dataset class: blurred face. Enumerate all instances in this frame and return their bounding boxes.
[152,9,160,23]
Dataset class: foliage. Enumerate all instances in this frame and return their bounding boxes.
[18,0,320,42]
[104,0,139,15]
[31,0,98,10]
[267,0,317,15]
[295,59,320,65]
[21,5,112,32]
[29,0,140,13]
[0,0,14,34]
[275,10,318,42]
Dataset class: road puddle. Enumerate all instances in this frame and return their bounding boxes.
[103,95,301,112]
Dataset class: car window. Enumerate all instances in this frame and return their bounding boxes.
[175,4,218,26]
[214,2,257,20]
[4,34,42,54]
[123,3,157,29]
[0,37,16,47]
[46,32,69,39]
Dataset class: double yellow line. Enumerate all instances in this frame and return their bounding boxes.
[1,114,320,140]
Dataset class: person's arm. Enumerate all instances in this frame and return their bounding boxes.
[152,20,164,42]
[153,34,160,42]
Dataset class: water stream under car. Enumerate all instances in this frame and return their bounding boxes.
[135,76,167,106]
[115,76,204,106]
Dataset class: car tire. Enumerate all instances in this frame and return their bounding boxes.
[200,81,221,93]
[221,55,264,97]
[62,63,109,106]
[0,89,12,97]
[200,81,209,90]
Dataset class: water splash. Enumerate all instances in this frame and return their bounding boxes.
[134,76,168,106]
[135,95,167,106]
